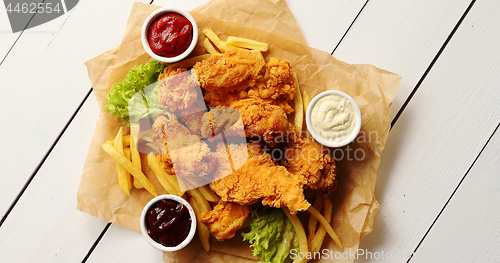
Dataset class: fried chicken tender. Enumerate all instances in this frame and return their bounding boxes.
[199,201,250,241]
[200,107,244,139]
[192,49,265,93]
[210,143,310,214]
[157,67,201,112]
[248,59,297,101]
[230,98,290,142]
[151,114,215,182]
[282,133,337,197]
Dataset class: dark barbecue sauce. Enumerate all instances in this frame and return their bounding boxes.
[145,199,192,247]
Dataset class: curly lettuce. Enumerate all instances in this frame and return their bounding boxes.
[103,60,165,125]
[242,208,298,263]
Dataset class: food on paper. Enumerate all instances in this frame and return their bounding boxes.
[100,26,344,259]
[283,207,309,263]
[241,207,298,263]
[309,198,332,254]
[147,13,194,57]
[281,133,337,197]
[145,198,192,246]
[189,197,211,252]
[199,201,250,241]
[310,92,361,144]
[114,127,132,196]
[225,36,269,51]
[308,205,343,250]
[192,48,266,93]
[101,142,158,196]
[103,60,165,125]
[230,98,290,141]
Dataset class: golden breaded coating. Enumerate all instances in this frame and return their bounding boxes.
[200,107,244,139]
[210,143,310,214]
[200,201,250,241]
[248,60,297,101]
[230,98,290,142]
[282,133,337,197]
[192,49,265,93]
[157,67,201,112]
[151,114,216,182]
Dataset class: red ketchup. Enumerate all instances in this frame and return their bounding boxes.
[145,199,192,247]
[148,13,193,57]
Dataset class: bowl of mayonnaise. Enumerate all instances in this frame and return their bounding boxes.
[305,90,362,148]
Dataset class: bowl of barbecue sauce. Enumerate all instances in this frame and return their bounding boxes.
[141,8,198,63]
[140,194,196,252]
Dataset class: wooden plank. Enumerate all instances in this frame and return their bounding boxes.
[0,94,109,262]
[86,224,164,263]
[355,0,500,261]
[0,0,150,219]
[410,127,500,262]
[152,0,368,52]
[332,0,473,120]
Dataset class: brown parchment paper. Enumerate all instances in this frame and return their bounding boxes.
[77,0,401,262]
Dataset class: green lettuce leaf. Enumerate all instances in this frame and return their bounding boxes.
[242,207,297,263]
[103,60,165,125]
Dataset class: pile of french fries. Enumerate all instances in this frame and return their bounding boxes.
[102,28,342,258]
[102,124,220,252]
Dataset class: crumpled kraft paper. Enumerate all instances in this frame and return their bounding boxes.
[77,0,401,262]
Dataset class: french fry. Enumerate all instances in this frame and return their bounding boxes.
[307,197,324,243]
[302,91,311,115]
[124,147,131,160]
[114,127,131,196]
[310,198,333,253]
[226,36,269,51]
[130,124,144,189]
[204,38,221,55]
[283,207,309,263]
[101,143,157,197]
[198,185,220,203]
[293,73,304,132]
[190,197,211,252]
[147,153,179,195]
[203,28,223,46]
[187,188,211,213]
[250,49,265,63]
[106,135,130,147]
[307,205,343,250]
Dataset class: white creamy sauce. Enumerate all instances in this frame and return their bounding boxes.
[311,94,358,143]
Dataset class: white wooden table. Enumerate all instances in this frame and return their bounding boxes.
[1,0,499,262]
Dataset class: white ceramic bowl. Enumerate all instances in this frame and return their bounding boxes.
[305,90,362,148]
[141,8,199,63]
[140,194,197,252]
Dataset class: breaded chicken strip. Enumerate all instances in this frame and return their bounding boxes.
[210,143,310,214]
[151,114,215,183]
[199,107,244,139]
[282,133,337,197]
[200,201,250,241]
[230,98,290,142]
[157,67,201,113]
[192,49,265,93]
[248,59,297,101]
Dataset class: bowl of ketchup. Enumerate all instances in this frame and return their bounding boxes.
[140,194,197,252]
[141,8,198,63]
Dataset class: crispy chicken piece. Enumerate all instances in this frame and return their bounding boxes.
[248,59,297,101]
[210,143,310,214]
[230,98,291,142]
[199,201,250,241]
[157,67,201,112]
[200,107,244,139]
[282,133,337,197]
[192,48,265,93]
[151,114,215,182]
